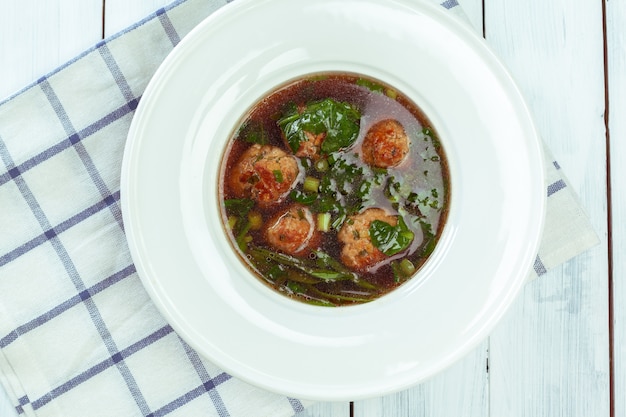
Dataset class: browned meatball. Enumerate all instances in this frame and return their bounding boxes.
[361,119,409,168]
[292,131,326,160]
[337,208,398,271]
[229,144,299,206]
[265,205,320,255]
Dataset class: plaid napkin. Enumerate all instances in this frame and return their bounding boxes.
[0,0,599,416]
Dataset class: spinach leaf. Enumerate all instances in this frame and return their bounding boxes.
[277,98,361,154]
[369,217,414,256]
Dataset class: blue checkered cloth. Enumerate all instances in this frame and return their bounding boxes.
[0,0,599,416]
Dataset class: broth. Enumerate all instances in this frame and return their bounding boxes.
[218,73,449,306]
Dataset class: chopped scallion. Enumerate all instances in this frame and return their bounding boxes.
[248,212,263,230]
[315,158,329,172]
[273,169,284,183]
[303,176,320,193]
[385,89,397,99]
[317,212,331,232]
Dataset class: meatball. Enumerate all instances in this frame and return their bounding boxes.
[337,208,397,271]
[292,130,326,160]
[265,205,320,255]
[361,119,409,168]
[229,144,299,206]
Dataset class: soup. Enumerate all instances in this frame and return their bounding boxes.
[218,73,450,306]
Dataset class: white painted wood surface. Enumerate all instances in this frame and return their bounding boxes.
[0,0,102,100]
[0,0,619,416]
[104,0,173,35]
[485,1,610,416]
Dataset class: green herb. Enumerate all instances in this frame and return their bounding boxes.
[224,199,255,251]
[277,98,361,154]
[356,78,385,94]
[289,189,317,205]
[224,198,254,216]
[391,261,402,283]
[300,157,312,169]
[237,120,269,145]
[272,169,283,183]
[422,126,441,148]
[313,156,370,228]
[235,221,252,252]
[418,221,437,258]
[369,217,414,256]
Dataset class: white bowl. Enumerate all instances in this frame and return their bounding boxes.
[121,0,545,401]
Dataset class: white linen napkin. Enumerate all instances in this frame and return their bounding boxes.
[0,0,599,416]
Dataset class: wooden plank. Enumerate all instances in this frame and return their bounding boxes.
[0,0,102,101]
[104,0,174,35]
[353,340,489,417]
[354,1,489,415]
[606,0,626,415]
[296,403,350,417]
[484,0,610,416]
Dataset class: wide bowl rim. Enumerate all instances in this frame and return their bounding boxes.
[121,0,545,401]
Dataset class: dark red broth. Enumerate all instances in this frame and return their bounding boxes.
[218,73,449,306]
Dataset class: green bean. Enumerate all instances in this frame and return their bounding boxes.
[249,246,355,282]
[247,246,381,301]
[284,282,335,306]
[285,269,322,284]
[300,297,335,307]
[313,250,378,290]
[305,285,375,304]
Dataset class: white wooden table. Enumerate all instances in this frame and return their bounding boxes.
[0,0,622,416]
